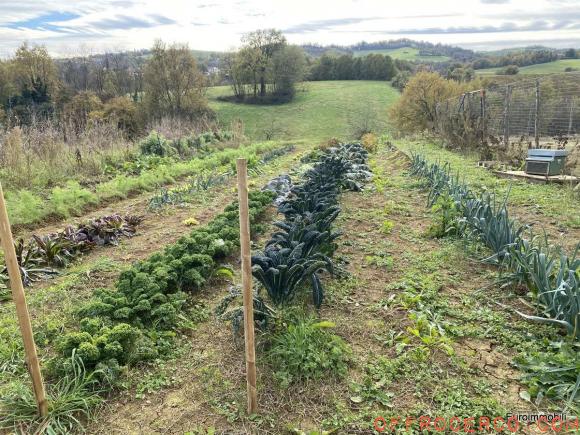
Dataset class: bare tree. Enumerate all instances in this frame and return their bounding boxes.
[143,40,209,120]
[241,29,286,97]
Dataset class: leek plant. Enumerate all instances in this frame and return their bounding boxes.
[409,152,580,339]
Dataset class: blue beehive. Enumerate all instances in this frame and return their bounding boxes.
[525,149,568,176]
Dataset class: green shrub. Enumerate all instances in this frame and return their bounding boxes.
[57,323,141,367]
[49,181,98,218]
[381,219,394,234]
[268,316,351,387]
[5,190,44,225]
[426,193,460,238]
[139,131,175,157]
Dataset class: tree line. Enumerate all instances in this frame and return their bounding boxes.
[0,41,210,137]
[2,29,466,139]
[470,49,574,70]
[309,53,398,81]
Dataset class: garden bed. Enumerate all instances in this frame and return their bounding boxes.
[85,142,561,433]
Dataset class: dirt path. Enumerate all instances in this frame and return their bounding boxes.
[86,146,561,434]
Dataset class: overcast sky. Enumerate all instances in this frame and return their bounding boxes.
[0,0,579,57]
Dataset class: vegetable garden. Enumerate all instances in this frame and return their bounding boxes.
[1,80,579,434]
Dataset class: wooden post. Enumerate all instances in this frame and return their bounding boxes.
[535,79,540,148]
[568,97,575,136]
[0,183,48,417]
[236,158,257,415]
[503,84,512,147]
[480,89,487,146]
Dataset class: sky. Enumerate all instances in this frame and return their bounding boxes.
[0,0,579,57]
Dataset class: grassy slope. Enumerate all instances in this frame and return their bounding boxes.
[476,59,580,75]
[353,47,450,62]
[207,81,399,142]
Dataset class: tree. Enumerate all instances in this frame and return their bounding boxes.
[270,45,306,98]
[0,61,14,108]
[310,54,336,80]
[334,55,354,80]
[565,48,577,59]
[242,29,286,97]
[63,90,103,133]
[143,40,209,120]
[225,30,304,102]
[447,65,475,83]
[389,71,462,133]
[102,96,140,138]
[362,54,396,80]
[392,71,411,92]
[12,43,58,105]
[498,65,519,75]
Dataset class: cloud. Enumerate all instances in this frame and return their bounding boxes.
[109,0,136,6]
[283,13,464,34]
[371,20,574,35]
[488,6,580,22]
[0,0,578,56]
[90,14,176,30]
[5,11,80,30]
[283,17,379,34]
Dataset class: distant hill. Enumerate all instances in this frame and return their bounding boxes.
[352,47,450,62]
[476,59,580,75]
[301,38,475,62]
[479,45,555,56]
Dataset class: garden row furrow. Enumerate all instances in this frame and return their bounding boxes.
[7,135,284,230]
[1,143,296,297]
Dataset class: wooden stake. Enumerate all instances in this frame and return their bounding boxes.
[535,79,541,148]
[0,183,48,417]
[236,158,258,415]
[503,84,512,148]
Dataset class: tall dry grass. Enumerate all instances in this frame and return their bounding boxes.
[0,119,132,190]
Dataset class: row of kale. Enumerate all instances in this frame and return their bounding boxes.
[251,143,372,311]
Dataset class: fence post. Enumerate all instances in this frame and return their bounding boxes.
[0,183,48,417]
[480,89,487,146]
[534,79,540,147]
[568,97,575,136]
[503,85,512,147]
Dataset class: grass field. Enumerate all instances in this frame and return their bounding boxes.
[476,58,580,75]
[352,46,450,62]
[208,80,399,142]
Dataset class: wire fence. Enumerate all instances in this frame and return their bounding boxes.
[435,72,580,152]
